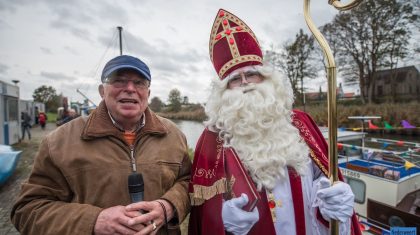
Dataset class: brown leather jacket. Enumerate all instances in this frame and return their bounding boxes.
[11,101,192,235]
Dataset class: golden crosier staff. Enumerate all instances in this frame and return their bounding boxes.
[303,0,362,234]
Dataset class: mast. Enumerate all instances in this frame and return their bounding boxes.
[76,89,96,106]
[117,26,123,55]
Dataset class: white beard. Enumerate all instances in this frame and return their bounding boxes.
[205,66,311,191]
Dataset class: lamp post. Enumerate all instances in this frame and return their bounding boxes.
[11,80,20,85]
[11,80,20,98]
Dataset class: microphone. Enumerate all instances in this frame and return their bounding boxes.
[128,172,144,203]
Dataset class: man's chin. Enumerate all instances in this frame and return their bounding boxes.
[116,109,142,119]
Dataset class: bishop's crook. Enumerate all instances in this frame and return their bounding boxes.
[303,0,363,234]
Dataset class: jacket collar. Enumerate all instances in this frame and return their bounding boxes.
[81,101,168,140]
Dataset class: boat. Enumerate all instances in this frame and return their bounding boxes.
[319,123,420,233]
[337,138,420,234]
[319,126,367,143]
[0,145,22,185]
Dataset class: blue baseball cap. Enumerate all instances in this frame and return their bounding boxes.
[101,55,151,83]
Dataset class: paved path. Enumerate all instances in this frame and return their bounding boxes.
[0,123,56,235]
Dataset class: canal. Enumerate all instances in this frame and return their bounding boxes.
[172,119,419,150]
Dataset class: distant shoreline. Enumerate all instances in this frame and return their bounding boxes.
[157,109,207,122]
[155,101,419,132]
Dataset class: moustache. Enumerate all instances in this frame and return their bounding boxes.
[238,83,258,94]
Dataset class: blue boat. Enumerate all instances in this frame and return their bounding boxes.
[0,145,22,185]
[337,137,420,234]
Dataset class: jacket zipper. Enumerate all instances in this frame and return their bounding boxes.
[129,144,136,172]
[128,131,159,172]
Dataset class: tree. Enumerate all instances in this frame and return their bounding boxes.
[318,23,353,83]
[32,85,61,112]
[322,0,417,103]
[149,96,164,112]
[278,29,317,104]
[264,44,283,71]
[167,89,182,112]
[318,86,324,101]
[33,85,57,103]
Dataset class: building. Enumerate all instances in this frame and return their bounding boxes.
[0,80,20,145]
[19,100,45,125]
[304,83,356,102]
[1,80,45,145]
[372,65,420,102]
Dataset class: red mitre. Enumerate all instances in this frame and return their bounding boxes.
[209,9,263,80]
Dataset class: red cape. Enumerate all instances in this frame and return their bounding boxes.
[188,110,362,235]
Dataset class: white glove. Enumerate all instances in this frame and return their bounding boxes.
[222,193,259,235]
[316,178,354,223]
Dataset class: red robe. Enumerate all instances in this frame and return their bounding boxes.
[188,110,362,235]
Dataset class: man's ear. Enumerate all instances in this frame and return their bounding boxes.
[98,84,105,98]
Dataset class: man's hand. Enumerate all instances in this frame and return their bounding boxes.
[316,178,354,223]
[124,200,175,235]
[94,205,144,235]
[222,194,259,235]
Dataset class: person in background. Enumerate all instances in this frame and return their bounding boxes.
[34,106,39,125]
[38,112,47,130]
[11,55,192,235]
[20,112,31,140]
[56,108,79,126]
[188,9,361,235]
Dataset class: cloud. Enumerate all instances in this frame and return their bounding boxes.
[152,59,184,75]
[188,64,200,73]
[121,31,160,57]
[33,1,98,42]
[0,1,25,13]
[3,0,416,104]
[64,46,79,55]
[94,2,129,24]
[40,71,76,82]
[108,30,207,78]
[40,47,53,55]
[0,63,9,74]
[0,19,11,30]
[50,20,92,42]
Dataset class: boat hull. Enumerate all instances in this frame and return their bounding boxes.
[0,151,22,185]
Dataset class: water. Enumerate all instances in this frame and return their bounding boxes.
[171,119,205,150]
[368,132,419,142]
[172,119,419,152]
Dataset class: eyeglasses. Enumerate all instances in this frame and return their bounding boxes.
[105,76,150,89]
[227,70,263,88]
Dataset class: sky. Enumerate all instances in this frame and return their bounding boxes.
[0,0,373,105]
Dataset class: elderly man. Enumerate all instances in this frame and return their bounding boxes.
[188,9,361,235]
[11,55,191,235]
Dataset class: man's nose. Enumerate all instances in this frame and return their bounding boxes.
[240,72,249,86]
[124,80,137,90]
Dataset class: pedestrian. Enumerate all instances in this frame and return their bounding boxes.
[38,112,47,130]
[188,9,361,235]
[20,112,31,140]
[34,106,39,125]
[11,55,192,235]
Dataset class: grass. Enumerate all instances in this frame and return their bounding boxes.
[157,104,207,121]
[158,109,207,122]
[295,101,420,128]
[46,112,57,123]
